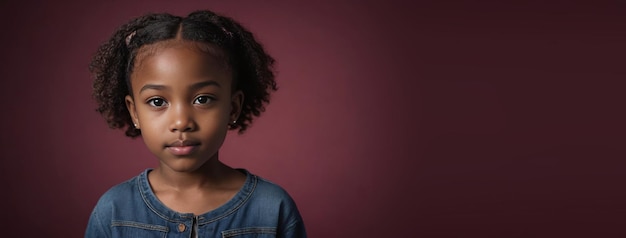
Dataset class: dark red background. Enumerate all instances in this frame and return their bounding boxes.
[1,0,624,237]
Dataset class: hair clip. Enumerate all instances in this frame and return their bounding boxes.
[125,31,137,46]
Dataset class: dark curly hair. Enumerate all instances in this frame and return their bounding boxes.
[90,10,277,137]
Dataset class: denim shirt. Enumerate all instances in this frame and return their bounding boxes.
[85,169,306,238]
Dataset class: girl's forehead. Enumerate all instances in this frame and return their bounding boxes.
[130,40,233,87]
[133,40,229,71]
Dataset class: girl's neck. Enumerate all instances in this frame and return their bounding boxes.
[149,155,240,191]
[147,154,248,215]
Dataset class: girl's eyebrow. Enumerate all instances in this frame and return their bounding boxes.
[139,80,221,93]
[139,84,166,93]
[190,80,221,91]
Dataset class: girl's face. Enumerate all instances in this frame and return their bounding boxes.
[125,41,242,173]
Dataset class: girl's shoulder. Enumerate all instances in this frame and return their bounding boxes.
[91,170,146,210]
[244,170,306,236]
[245,170,294,200]
[244,170,302,218]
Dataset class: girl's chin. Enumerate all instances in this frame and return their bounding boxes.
[158,158,215,173]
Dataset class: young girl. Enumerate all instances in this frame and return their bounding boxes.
[85,10,306,238]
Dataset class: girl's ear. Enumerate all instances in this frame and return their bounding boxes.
[230,90,244,122]
[125,95,140,129]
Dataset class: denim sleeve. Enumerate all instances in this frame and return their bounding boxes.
[281,217,307,238]
[85,208,111,238]
[278,194,307,238]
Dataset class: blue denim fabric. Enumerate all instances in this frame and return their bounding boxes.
[85,169,306,238]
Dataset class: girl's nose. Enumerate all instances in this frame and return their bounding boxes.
[169,104,197,132]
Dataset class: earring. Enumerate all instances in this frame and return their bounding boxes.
[134,123,138,129]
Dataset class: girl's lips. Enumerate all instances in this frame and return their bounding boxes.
[166,145,198,156]
[167,139,200,147]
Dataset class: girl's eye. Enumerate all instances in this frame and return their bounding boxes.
[194,96,213,105]
[147,98,167,107]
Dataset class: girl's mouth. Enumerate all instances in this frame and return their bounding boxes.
[166,145,198,156]
[165,140,200,156]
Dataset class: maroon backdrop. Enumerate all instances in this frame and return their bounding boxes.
[1,0,624,237]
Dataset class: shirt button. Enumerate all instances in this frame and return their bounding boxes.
[178,223,186,232]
